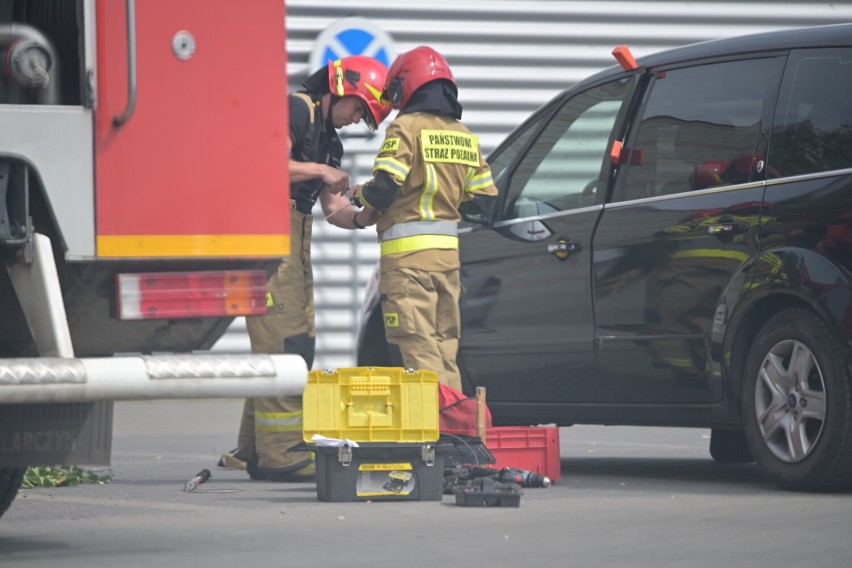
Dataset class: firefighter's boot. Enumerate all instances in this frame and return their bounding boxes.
[218,400,257,470]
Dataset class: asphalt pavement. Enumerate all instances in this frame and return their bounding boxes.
[1,399,850,568]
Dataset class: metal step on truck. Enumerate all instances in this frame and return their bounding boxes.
[1,0,306,519]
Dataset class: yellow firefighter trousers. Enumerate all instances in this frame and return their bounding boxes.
[379,266,463,391]
[237,206,314,475]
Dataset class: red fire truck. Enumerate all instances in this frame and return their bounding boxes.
[0,0,305,518]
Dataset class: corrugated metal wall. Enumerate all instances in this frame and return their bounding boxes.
[213,0,852,370]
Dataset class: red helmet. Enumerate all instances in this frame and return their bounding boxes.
[328,55,391,131]
[383,46,455,109]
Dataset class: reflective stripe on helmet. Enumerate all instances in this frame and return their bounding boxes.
[332,59,346,97]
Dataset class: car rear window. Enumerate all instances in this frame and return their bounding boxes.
[614,57,779,202]
[769,47,852,178]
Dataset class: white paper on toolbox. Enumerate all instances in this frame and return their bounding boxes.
[311,434,360,447]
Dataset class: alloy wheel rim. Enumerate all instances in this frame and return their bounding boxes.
[754,339,826,463]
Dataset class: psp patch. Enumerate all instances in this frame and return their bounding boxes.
[380,137,400,154]
[384,313,400,327]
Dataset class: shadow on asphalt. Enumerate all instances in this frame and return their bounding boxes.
[558,456,771,493]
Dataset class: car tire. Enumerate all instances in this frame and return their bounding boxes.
[741,308,852,491]
[709,429,754,463]
[356,309,391,367]
[0,467,26,520]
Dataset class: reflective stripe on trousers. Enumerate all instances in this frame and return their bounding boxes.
[255,409,303,432]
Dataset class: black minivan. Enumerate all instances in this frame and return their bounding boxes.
[356,23,852,492]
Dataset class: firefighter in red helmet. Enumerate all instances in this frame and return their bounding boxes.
[219,55,391,480]
[383,45,456,109]
[341,46,499,391]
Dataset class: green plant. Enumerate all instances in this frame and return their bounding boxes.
[21,465,111,489]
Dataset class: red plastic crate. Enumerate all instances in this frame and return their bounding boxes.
[484,426,561,482]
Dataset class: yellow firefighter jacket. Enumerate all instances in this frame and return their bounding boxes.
[365,112,498,272]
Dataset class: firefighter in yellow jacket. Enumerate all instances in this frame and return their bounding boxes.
[345,46,499,390]
[220,56,391,480]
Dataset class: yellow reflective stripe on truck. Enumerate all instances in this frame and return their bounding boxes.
[97,234,290,258]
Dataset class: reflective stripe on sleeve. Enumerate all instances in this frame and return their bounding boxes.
[467,170,494,192]
[374,156,411,182]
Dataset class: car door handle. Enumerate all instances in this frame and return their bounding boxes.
[547,239,582,260]
[707,221,749,236]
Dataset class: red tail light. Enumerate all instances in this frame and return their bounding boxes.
[116,270,268,320]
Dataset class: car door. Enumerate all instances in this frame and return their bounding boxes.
[459,77,635,404]
[592,56,786,404]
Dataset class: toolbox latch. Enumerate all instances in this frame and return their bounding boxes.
[338,444,353,467]
[422,444,435,467]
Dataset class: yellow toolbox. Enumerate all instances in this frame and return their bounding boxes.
[303,367,440,443]
[313,442,445,502]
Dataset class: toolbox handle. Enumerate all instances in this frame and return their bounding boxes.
[337,445,353,467]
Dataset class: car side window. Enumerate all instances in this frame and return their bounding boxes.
[459,113,546,224]
[489,114,545,188]
[613,58,778,203]
[769,48,852,177]
[502,78,633,219]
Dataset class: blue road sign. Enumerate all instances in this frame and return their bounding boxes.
[309,17,396,73]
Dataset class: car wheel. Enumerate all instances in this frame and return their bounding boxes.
[0,467,26,520]
[741,308,852,491]
[709,429,753,463]
[356,309,391,367]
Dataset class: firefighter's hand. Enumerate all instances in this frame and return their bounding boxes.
[321,166,350,195]
[346,184,364,207]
